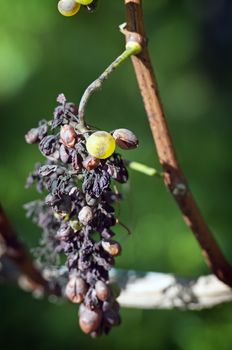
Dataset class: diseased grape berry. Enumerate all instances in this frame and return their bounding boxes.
[86,131,116,159]
[78,206,93,225]
[104,307,121,327]
[95,280,110,301]
[79,306,102,334]
[56,223,74,241]
[60,125,77,148]
[113,128,139,150]
[66,276,88,303]
[82,156,100,171]
[25,128,39,144]
[24,94,138,337]
[59,144,71,163]
[101,240,121,257]
[58,0,81,17]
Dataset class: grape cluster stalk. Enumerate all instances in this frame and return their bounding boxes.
[24,94,138,336]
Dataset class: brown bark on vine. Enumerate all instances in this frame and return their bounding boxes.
[124,0,232,287]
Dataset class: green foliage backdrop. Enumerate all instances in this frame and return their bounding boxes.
[0,1,232,349]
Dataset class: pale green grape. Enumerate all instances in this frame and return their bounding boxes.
[86,131,116,159]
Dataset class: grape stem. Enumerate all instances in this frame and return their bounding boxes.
[124,0,232,287]
[78,45,140,127]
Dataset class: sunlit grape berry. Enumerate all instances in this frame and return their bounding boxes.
[86,131,116,159]
[58,0,81,17]
[75,0,94,5]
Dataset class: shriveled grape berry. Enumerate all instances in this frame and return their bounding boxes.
[78,206,93,225]
[59,144,71,163]
[82,156,100,171]
[95,280,110,301]
[25,128,39,144]
[56,223,74,241]
[113,128,139,150]
[79,307,102,334]
[60,125,77,148]
[102,240,121,257]
[66,276,88,303]
[104,308,121,327]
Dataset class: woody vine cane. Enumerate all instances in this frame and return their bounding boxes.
[124,0,232,286]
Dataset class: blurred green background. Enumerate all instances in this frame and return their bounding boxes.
[0,0,232,349]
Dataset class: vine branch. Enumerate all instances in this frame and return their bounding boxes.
[112,269,232,310]
[124,0,232,287]
[78,45,141,127]
[0,204,60,295]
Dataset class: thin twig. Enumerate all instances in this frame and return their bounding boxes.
[124,0,232,287]
[78,46,139,127]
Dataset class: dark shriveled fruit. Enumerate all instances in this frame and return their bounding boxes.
[79,307,102,334]
[59,144,70,163]
[102,240,122,257]
[82,156,100,171]
[104,308,121,327]
[95,280,110,301]
[112,128,139,150]
[78,206,93,226]
[65,276,88,303]
[25,128,39,144]
[60,125,77,148]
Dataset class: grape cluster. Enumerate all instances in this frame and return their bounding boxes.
[24,94,138,336]
[58,0,98,17]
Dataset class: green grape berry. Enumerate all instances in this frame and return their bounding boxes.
[75,0,93,5]
[86,131,116,159]
[58,0,81,17]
